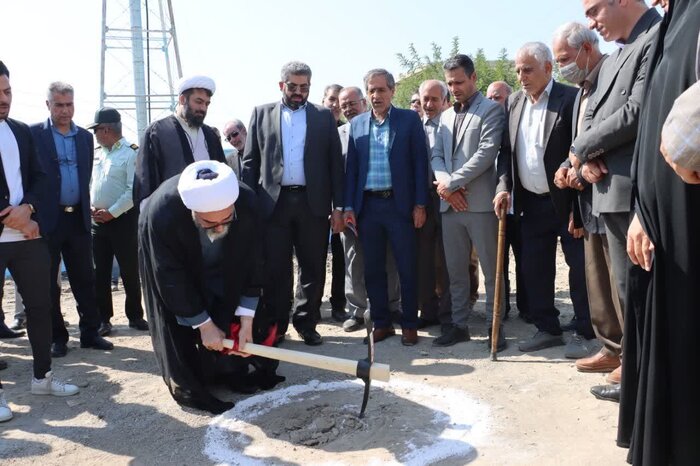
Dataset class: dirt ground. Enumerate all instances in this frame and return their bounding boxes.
[0,249,628,465]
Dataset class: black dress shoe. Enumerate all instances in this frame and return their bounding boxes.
[80,335,114,351]
[297,328,323,346]
[518,312,534,324]
[0,322,25,339]
[417,317,439,329]
[0,359,7,370]
[176,393,235,414]
[433,325,470,347]
[98,321,113,337]
[590,383,621,402]
[331,308,348,322]
[128,319,149,331]
[51,341,68,358]
[10,317,26,331]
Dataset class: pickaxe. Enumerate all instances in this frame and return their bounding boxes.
[223,318,388,417]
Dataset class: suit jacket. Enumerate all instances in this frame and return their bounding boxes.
[431,92,505,213]
[240,102,344,219]
[30,118,94,234]
[344,106,429,219]
[572,8,661,214]
[497,81,579,223]
[134,115,226,207]
[0,118,46,235]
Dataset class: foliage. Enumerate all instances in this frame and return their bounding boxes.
[394,38,519,109]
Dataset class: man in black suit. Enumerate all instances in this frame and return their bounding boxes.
[241,62,345,346]
[0,62,79,420]
[494,42,590,353]
[31,82,113,357]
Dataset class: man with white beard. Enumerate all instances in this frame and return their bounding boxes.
[138,160,283,415]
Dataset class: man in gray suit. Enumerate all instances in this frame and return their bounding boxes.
[431,55,506,348]
[571,0,661,359]
[241,61,345,346]
[337,86,401,332]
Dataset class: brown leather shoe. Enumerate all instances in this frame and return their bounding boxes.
[401,328,418,346]
[607,365,621,384]
[575,349,621,373]
[372,327,396,343]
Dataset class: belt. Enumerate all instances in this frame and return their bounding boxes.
[62,205,78,213]
[364,189,393,199]
[280,185,306,192]
[524,190,550,199]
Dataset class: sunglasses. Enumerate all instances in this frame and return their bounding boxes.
[225,131,240,142]
[285,82,310,93]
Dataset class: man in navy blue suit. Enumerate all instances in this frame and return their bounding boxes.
[344,69,429,346]
[31,82,113,357]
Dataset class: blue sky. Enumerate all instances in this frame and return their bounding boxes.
[2,0,636,143]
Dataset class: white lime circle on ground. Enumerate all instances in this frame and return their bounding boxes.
[204,378,491,465]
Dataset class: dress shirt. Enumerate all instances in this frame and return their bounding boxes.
[280,102,307,186]
[516,79,554,194]
[452,92,479,149]
[364,107,392,191]
[423,114,440,154]
[90,137,137,218]
[51,120,80,205]
[175,114,209,162]
[0,120,28,243]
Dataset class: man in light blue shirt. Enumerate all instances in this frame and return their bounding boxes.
[88,108,148,336]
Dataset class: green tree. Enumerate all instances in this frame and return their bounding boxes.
[394,38,520,109]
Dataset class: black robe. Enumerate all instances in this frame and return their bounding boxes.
[138,176,279,406]
[133,115,226,207]
[618,2,700,464]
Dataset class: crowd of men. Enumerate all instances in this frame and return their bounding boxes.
[1,0,698,463]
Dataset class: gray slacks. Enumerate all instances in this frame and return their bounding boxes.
[441,210,504,329]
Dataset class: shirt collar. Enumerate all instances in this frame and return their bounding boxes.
[103,137,126,154]
[423,113,441,127]
[281,100,308,113]
[371,105,392,125]
[49,118,78,136]
[582,55,608,92]
[453,91,479,113]
[527,79,554,104]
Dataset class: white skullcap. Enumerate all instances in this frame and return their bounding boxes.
[177,75,216,95]
[177,160,239,212]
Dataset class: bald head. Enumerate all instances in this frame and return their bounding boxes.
[418,79,449,120]
[486,81,512,108]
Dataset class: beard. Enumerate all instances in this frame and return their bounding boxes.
[282,93,307,110]
[183,101,206,127]
[193,214,230,242]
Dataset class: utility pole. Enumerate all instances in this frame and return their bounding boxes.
[99,0,182,143]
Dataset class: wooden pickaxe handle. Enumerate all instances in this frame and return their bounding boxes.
[222,339,391,382]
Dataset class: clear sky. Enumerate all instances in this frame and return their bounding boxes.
[2,0,639,144]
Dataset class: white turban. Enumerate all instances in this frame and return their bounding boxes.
[177,75,216,95]
[177,161,239,212]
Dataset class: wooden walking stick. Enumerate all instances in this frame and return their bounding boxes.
[490,201,508,361]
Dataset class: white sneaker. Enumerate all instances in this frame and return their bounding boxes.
[0,389,13,422]
[31,371,79,397]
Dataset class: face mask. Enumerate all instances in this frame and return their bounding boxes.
[560,47,589,85]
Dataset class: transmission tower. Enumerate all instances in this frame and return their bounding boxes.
[99,0,182,143]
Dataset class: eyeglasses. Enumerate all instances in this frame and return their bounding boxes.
[340,100,361,110]
[92,126,107,133]
[285,82,310,93]
[225,131,240,142]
